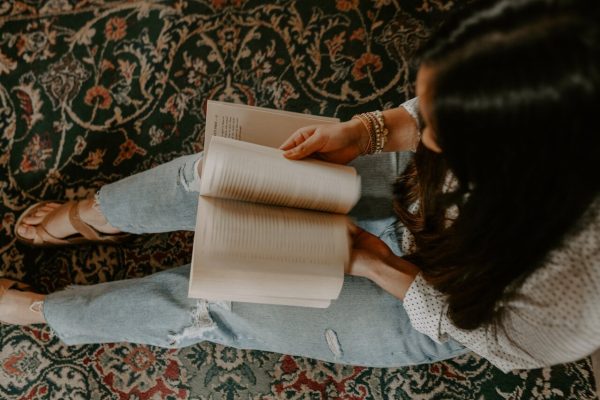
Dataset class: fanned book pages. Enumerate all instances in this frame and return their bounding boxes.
[189,102,361,308]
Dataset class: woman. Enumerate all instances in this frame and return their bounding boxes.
[2,0,598,372]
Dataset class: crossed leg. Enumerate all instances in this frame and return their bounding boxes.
[3,151,467,367]
[4,153,205,325]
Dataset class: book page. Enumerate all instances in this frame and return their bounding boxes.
[204,100,339,150]
[209,294,331,308]
[189,256,342,302]
[200,136,361,213]
[188,197,348,306]
[194,196,350,266]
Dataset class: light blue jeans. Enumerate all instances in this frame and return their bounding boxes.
[42,152,468,367]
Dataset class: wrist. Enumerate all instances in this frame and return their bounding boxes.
[367,254,419,300]
[351,111,389,154]
[347,118,370,155]
[381,107,421,152]
[385,254,420,277]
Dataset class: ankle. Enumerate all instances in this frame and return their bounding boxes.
[78,198,108,226]
[0,289,47,325]
[77,198,122,234]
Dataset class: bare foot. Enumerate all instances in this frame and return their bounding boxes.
[0,285,46,325]
[17,199,121,241]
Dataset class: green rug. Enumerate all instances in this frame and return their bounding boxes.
[0,0,597,398]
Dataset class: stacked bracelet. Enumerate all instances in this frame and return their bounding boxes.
[352,113,373,155]
[351,111,389,154]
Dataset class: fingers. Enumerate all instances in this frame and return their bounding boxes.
[283,137,319,159]
[347,221,360,236]
[281,127,325,160]
[279,126,316,151]
[347,222,367,241]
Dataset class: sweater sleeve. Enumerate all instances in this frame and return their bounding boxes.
[403,204,600,373]
[398,97,421,152]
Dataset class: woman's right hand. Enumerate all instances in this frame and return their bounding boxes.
[279,118,369,164]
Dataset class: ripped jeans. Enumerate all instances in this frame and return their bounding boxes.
[42,152,468,367]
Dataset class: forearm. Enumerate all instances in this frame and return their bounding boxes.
[381,106,420,153]
[363,254,420,300]
[282,98,421,162]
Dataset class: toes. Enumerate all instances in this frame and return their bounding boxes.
[17,202,80,243]
[17,225,36,239]
[22,214,45,225]
[35,207,54,217]
[22,204,58,225]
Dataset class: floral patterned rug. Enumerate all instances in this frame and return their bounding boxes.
[0,0,597,398]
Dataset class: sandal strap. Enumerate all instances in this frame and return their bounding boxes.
[34,224,70,245]
[34,202,76,245]
[0,279,35,292]
[18,200,129,246]
[68,201,104,241]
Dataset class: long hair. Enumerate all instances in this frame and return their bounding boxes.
[394,0,600,330]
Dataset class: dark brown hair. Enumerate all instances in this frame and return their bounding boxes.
[394,0,600,330]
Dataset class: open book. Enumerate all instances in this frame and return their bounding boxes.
[188,101,360,308]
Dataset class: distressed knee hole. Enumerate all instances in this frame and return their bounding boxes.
[177,157,203,193]
[167,298,231,347]
[325,328,343,358]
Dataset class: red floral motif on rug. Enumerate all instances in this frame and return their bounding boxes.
[0,0,596,398]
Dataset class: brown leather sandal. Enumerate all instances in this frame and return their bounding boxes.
[0,279,35,292]
[14,200,131,247]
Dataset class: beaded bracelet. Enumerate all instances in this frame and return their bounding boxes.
[351,111,389,154]
[362,112,379,153]
[372,110,389,153]
[351,113,374,155]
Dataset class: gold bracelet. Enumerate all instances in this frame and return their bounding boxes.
[373,110,389,153]
[352,114,375,155]
[364,112,380,153]
[352,111,389,154]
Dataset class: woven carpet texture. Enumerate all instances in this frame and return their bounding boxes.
[0,0,597,398]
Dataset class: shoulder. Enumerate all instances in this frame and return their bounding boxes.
[511,197,600,325]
